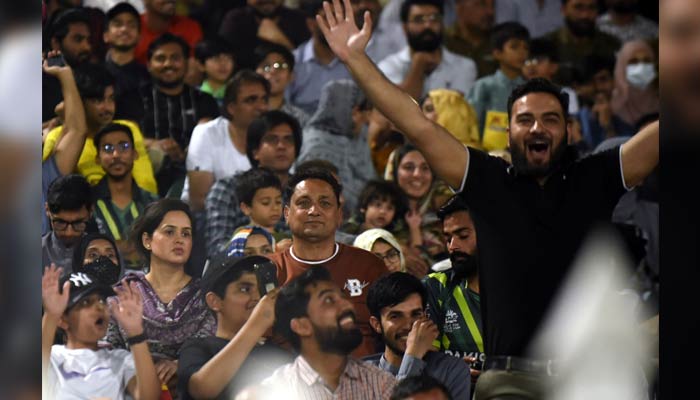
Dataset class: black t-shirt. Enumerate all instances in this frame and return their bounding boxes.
[459,146,627,357]
[178,336,293,400]
[42,72,62,122]
[105,57,150,122]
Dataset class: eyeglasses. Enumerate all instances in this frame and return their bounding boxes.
[51,217,88,232]
[260,62,289,73]
[408,13,441,25]
[100,141,132,154]
[261,133,295,146]
[374,249,400,263]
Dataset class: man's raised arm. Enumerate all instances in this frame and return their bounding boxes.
[621,120,659,188]
[317,0,468,189]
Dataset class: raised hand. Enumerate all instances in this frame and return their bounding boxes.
[316,0,372,63]
[246,288,280,334]
[42,50,72,79]
[109,279,144,337]
[405,316,439,359]
[42,264,71,318]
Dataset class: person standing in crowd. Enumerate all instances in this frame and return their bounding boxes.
[315,3,658,396]
[140,33,219,197]
[268,167,389,357]
[232,167,285,238]
[444,0,497,78]
[193,38,236,107]
[378,0,477,100]
[610,39,659,129]
[342,179,406,236]
[106,199,216,396]
[260,267,396,397]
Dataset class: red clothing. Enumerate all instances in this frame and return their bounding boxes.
[268,243,389,358]
[135,14,203,65]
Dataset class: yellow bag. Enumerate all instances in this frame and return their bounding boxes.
[481,110,509,152]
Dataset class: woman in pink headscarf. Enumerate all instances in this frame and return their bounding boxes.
[611,40,659,127]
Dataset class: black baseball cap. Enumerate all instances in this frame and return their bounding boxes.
[106,2,141,25]
[202,255,271,295]
[61,271,116,310]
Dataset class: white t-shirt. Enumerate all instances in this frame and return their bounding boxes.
[182,116,252,202]
[45,345,136,400]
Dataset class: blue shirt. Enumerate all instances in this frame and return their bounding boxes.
[468,69,526,134]
[286,40,352,116]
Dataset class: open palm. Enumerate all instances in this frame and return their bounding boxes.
[316,0,373,63]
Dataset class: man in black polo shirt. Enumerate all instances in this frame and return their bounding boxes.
[316,2,659,397]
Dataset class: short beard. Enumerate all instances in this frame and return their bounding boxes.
[312,318,363,356]
[510,136,568,178]
[449,251,478,280]
[111,43,137,53]
[407,29,442,52]
[106,166,133,182]
[564,17,595,37]
[381,327,407,358]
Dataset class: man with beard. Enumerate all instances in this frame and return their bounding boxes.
[43,8,93,124]
[378,0,476,100]
[365,272,472,400]
[544,0,620,84]
[262,266,396,398]
[92,123,159,269]
[267,167,388,357]
[43,174,94,275]
[140,33,220,197]
[313,2,658,396]
[103,2,150,121]
[596,0,658,43]
[286,0,353,115]
[219,0,310,70]
[422,195,483,393]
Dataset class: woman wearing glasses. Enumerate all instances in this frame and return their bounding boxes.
[354,228,406,273]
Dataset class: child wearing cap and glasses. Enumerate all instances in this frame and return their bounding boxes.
[42,264,161,400]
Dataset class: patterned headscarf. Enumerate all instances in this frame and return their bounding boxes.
[225,226,275,258]
[353,228,406,272]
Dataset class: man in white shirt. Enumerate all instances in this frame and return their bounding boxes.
[378,0,476,100]
[183,70,270,211]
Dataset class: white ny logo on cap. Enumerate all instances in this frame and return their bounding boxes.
[69,272,93,287]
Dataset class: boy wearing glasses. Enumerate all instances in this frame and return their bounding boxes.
[92,123,159,269]
[43,174,95,275]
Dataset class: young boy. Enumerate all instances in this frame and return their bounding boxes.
[234,167,284,236]
[342,180,407,234]
[195,38,236,106]
[467,22,530,149]
[42,264,160,400]
[177,255,293,400]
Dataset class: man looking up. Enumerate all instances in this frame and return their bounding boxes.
[316,1,658,396]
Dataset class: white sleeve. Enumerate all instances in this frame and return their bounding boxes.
[377,56,404,84]
[186,123,215,172]
[450,146,471,193]
[115,349,137,390]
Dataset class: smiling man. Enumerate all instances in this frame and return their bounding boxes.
[314,2,659,396]
[267,167,388,357]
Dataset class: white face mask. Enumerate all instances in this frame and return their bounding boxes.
[625,62,657,89]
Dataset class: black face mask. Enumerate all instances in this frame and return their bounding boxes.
[449,251,478,280]
[81,256,121,286]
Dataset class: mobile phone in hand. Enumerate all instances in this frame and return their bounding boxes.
[253,260,278,297]
[46,54,66,67]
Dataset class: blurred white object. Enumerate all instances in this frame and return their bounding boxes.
[530,230,650,400]
[431,258,452,272]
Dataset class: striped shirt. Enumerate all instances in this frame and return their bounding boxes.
[260,355,396,400]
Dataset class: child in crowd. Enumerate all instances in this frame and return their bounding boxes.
[468,22,530,149]
[42,264,160,400]
[342,179,406,235]
[234,168,285,239]
[225,226,276,258]
[177,255,293,400]
[195,37,236,106]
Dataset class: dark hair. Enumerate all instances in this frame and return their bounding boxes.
[74,62,115,100]
[357,180,407,228]
[390,374,453,400]
[105,2,140,30]
[234,167,282,206]
[299,0,325,18]
[223,69,271,110]
[491,21,530,51]
[47,174,93,213]
[391,143,432,184]
[528,38,559,63]
[437,194,470,221]
[147,33,189,61]
[47,8,90,43]
[254,42,296,72]
[194,37,234,64]
[506,77,569,122]
[206,256,257,299]
[295,159,339,176]
[274,266,333,350]
[129,198,194,258]
[399,0,444,23]
[246,110,302,167]
[582,55,616,82]
[284,167,343,206]
[92,122,134,149]
[366,272,426,320]
[72,232,121,273]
